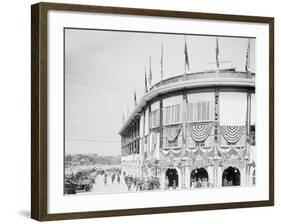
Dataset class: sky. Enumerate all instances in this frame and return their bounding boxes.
[64,28,255,156]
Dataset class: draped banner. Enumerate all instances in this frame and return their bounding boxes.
[162,147,182,155]
[219,146,245,159]
[188,123,214,142]
[166,126,181,141]
[162,148,170,155]
[170,148,181,154]
[220,126,245,144]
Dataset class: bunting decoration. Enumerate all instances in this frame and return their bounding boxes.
[220,126,245,144]
[162,148,170,155]
[184,35,190,72]
[219,146,245,161]
[161,147,181,156]
[166,126,181,141]
[170,148,182,154]
[188,123,214,142]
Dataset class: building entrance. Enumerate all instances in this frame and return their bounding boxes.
[165,168,179,188]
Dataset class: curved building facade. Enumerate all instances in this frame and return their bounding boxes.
[119,68,256,189]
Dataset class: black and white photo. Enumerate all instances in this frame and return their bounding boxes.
[64,29,256,195]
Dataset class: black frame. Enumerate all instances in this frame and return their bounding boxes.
[31,2,274,221]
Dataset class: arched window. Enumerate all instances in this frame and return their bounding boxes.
[165,168,179,188]
[190,167,209,188]
[222,167,240,186]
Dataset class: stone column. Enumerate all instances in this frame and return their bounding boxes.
[181,166,186,189]
[185,166,191,189]
[217,166,223,188]
[160,168,166,189]
[208,165,214,187]
[240,166,246,187]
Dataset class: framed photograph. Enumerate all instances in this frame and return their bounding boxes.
[31,2,274,221]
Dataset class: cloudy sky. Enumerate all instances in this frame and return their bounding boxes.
[64,28,255,156]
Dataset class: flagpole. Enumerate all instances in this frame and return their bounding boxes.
[184,35,190,73]
[245,38,251,74]
[216,37,219,69]
[184,35,186,73]
[149,56,152,88]
[144,66,148,93]
[160,43,164,81]
[248,38,251,73]
[134,89,137,106]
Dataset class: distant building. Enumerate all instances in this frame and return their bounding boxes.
[119,65,256,189]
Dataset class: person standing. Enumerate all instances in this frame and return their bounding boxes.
[104,173,107,186]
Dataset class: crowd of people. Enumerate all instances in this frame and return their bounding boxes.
[101,171,161,191]
[190,177,210,188]
[122,172,160,191]
[102,170,121,186]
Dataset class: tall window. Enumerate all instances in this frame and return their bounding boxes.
[163,104,181,125]
[150,109,160,128]
[186,101,214,122]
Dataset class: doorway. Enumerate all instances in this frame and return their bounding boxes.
[222,166,240,186]
[190,167,209,188]
[165,168,179,188]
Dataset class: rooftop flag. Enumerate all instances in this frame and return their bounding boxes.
[216,37,220,68]
[134,89,137,106]
[149,56,152,86]
[245,39,250,72]
[184,35,190,72]
[160,43,164,80]
[144,67,148,93]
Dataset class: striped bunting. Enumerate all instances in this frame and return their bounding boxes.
[188,123,214,142]
[219,146,245,158]
[220,126,245,144]
[166,126,181,141]
[161,147,181,155]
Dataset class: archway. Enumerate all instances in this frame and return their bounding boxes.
[222,166,240,186]
[190,167,209,188]
[165,168,179,188]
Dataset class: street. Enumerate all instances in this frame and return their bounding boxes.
[76,174,137,195]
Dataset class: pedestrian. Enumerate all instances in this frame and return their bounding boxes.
[117,173,120,184]
[127,178,132,191]
[111,173,115,184]
[104,173,107,186]
[172,180,177,189]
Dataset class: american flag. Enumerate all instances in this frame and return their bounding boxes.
[144,67,148,93]
[134,89,137,106]
[149,56,152,86]
[245,39,250,72]
[216,37,219,68]
[184,35,190,72]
